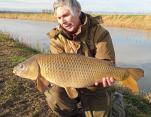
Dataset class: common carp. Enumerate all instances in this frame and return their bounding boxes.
[13,54,144,98]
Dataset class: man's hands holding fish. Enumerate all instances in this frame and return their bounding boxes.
[94,77,114,87]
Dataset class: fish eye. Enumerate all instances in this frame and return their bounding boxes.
[19,64,24,69]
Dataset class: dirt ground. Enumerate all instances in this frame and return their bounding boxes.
[0,33,56,117]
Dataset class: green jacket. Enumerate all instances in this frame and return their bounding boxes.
[47,12,115,64]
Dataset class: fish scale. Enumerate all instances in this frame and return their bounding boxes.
[36,54,128,87]
[13,53,144,93]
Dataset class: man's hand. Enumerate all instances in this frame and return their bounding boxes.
[94,77,114,87]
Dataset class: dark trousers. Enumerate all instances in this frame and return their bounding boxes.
[44,85,125,117]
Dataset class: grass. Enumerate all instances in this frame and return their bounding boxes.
[10,55,26,65]
[0,12,56,22]
[100,15,151,30]
[108,87,151,117]
[0,32,54,116]
[0,32,151,116]
[124,92,151,116]
[0,13,151,30]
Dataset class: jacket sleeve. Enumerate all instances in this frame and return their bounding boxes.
[47,28,65,54]
[94,25,115,64]
[49,37,65,54]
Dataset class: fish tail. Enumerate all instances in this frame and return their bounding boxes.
[122,75,139,93]
[122,68,144,93]
[127,68,144,81]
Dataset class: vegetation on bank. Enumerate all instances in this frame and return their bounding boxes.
[0,32,55,116]
[0,13,151,30]
[108,88,151,117]
[0,32,151,116]
[100,15,151,30]
[0,13,56,22]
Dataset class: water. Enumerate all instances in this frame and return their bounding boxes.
[108,27,151,93]
[0,18,151,93]
[0,18,57,53]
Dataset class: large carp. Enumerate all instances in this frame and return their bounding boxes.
[13,54,144,98]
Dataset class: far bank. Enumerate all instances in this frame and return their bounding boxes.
[0,13,151,30]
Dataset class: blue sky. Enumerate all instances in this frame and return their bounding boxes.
[0,0,151,13]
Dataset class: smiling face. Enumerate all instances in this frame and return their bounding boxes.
[55,6,81,34]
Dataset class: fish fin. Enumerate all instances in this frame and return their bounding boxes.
[36,76,50,93]
[65,87,78,99]
[122,74,139,93]
[128,68,144,81]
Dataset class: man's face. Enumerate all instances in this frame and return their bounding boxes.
[55,6,81,33]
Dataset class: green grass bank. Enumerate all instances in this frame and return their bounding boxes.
[0,32,56,116]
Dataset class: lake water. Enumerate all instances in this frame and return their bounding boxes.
[0,18,151,93]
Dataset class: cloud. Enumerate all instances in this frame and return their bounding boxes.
[78,0,151,12]
[0,0,52,11]
[0,0,151,12]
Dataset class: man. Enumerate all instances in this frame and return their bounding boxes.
[37,0,125,116]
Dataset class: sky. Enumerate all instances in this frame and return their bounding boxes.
[0,0,151,13]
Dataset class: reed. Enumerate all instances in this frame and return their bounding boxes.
[101,15,151,30]
[0,12,56,22]
[0,13,151,30]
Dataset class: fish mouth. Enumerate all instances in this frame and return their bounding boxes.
[13,69,17,75]
[13,68,18,75]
